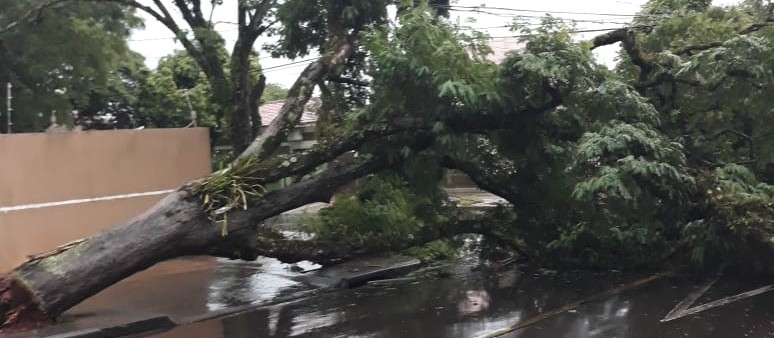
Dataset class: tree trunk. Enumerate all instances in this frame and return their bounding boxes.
[249,75,267,140]
[0,156,386,332]
[229,29,257,155]
[0,190,206,331]
[4,191,207,327]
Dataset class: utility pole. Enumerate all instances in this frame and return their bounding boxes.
[5,82,12,134]
[183,89,197,127]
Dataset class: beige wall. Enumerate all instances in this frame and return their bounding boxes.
[0,128,211,271]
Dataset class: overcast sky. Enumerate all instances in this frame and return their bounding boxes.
[128,0,741,89]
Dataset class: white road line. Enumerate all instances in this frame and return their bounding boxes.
[662,274,720,322]
[0,189,176,213]
[667,284,774,321]
[661,274,774,322]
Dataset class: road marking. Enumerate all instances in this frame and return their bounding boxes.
[476,271,670,338]
[662,274,720,321]
[0,189,176,213]
[661,280,774,322]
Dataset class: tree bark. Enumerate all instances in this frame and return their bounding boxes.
[229,0,272,154]
[5,19,726,332]
[230,37,256,154]
[250,75,267,140]
[0,155,387,332]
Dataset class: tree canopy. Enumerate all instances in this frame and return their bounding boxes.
[135,51,287,145]
[0,0,141,132]
[1,0,773,332]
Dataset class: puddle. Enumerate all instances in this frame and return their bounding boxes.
[144,267,774,338]
[9,258,774,338]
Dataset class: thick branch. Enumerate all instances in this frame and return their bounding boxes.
[589,27,652,78]
[675,19,773,55]
[0,0,69,34]
[591,19,772,90]
[215,206,523,265]
[203,156,395,260]
[234,125,424,188]
[250,74,267,139]
[444,82,563,133]
[174,0,207,28]
[238,37,356,161]
[190,0,206,24]
[229,1,275,152]
[635,72,702,89]
[246,0,276,36]
[98,0,197,56]
[160,0,228,95]
[217,216,481,265]
[590,27,628,50]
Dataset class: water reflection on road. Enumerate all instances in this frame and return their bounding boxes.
[148,264,774,338]
[149,268,652,338]
[205,259,310,312]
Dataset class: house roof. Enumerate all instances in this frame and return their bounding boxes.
[258,98,320,126]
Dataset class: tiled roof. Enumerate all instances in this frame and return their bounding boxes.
[257,98,320,126]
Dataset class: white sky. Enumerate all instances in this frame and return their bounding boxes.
[128,0,741,89]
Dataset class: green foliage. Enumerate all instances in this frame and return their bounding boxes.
[306,175,425,245]
[136,51,288,145]
[364,2,498,121]
[74,52,149,129]
[13,0,759,271]
[402,239,458,263]
[679,165,774,268]
[504,0,773,269]
[615,0,773,180]
[303,171,460,262]
[270,0,391,58]
[262,83,290,103]
[136,51,222,133]
[0,1,141,132]
[500,17,595,102]
[708,166,774,239]
[285,3,771,270]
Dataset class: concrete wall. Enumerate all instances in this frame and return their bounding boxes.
[0,128,211,271]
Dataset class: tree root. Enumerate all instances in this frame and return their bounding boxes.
[0,273,52,333]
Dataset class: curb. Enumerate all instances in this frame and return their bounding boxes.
[44,316,176,338]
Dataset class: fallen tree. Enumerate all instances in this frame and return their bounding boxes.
[2,0,773,332]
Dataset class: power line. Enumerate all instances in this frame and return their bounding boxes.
[126,6,650,43]
[140,24,644,69]
[256,25,647,73]
[260,58,317,72]
[438,4,660,18]
[127,28,239,42]
[488,25,648,39]
[463,19,633,30]
[128,16,632,42]
[128,36,179,42]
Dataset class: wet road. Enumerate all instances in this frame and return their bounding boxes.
[146,266,774,338]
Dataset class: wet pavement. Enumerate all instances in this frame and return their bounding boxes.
[5,257,318,338]
[3,255,774,337]
[138,264,774,338]
[4,255,427,338]
[3,192,773,338]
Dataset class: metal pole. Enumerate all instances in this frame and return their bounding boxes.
[6,82,11,134]
[183,89,197,127]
